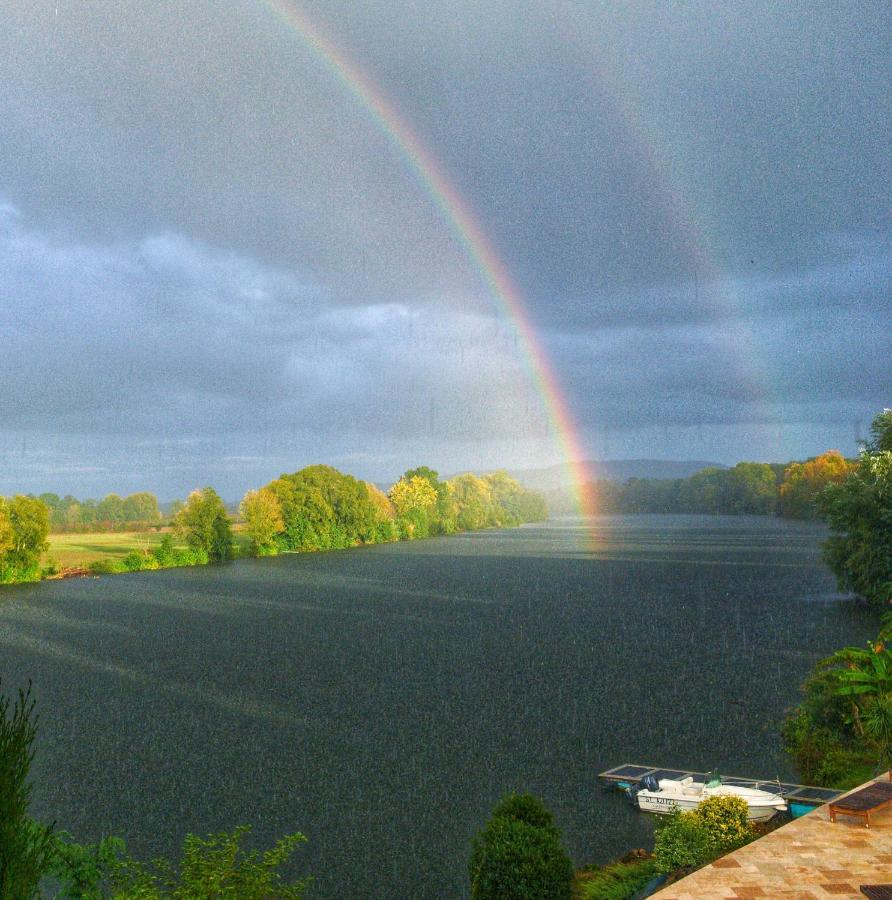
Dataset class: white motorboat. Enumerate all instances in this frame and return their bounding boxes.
[633,774,787,822]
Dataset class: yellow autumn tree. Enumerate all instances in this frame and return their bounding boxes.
[779,450,855,519]
[240,488,285,556]
[389,475,437,538]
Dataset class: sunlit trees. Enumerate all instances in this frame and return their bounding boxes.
[389,474,438,538]
[450,474,494,531]
[240,488,285,556]
[0,496,50,583]
[174,488,234,562]
[778,451,854,519]
[364,482,399,543]
[818,410,892,608]
[403,466,458,535]
[264,466,379,552]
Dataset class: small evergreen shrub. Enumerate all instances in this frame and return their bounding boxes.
[469,793,572,900]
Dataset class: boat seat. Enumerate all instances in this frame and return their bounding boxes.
[679,776,693,786]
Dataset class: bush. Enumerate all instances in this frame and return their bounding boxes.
[577,858,660,900]
[489,793,559,834]
[469,793,572,900]
[653,810,713,873]
[111,825,311,898]
[653,796,757,874]
[87,559,126,575]
[0,680,55,899]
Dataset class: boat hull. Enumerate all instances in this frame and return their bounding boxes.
[634,779,786,822]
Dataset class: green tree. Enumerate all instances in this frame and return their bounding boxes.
[266,465,379,552]
[240,488,285,556]
[110,826,310,899]
[0,496,50,582]
[469,795,572,900]
[174,488,234,562]
[0,680,55,899]
[818,411,892,608]
[868,409,892,452]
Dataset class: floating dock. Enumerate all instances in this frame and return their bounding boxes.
[599,763,843,810]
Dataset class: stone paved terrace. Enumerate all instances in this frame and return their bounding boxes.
[653,774,892,899]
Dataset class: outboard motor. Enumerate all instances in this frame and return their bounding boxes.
[641,774,660,793]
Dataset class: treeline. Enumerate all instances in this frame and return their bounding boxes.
[239,465,546,557]
[2,465,546,583]
[579,451,856,519]
[31,491,162,532]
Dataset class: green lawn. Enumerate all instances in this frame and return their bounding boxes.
[44,529,251,568]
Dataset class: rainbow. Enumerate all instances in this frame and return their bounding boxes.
[262,0,597,517]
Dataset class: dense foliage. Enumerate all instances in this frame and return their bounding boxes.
[3,680,310,899]
[817,410,892,608]
[468,794,573,900]
[173,488,234,562]
[783,613,892,788]
[242,465,546,556]
[0,680,55,899]
[777,451,854,519]
[0,496,50,583]
[33,492,161,533]
[652,796,757,874]
[585,461,782,516]
[576,857,660,900]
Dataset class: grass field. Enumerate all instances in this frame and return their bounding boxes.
[44,529,251,568]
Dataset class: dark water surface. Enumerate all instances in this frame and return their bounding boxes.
[0,516,876,898]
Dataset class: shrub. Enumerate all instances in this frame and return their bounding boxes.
[489,793,559,835]
[469,794,572,900]
[0,680,55,899]
[653,810,712,873]
[111,825,311,898]
[693,795,752,852]
[577,858,660,900]
[87,559,126,575]
[653,796,757,874]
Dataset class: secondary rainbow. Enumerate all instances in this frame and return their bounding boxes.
[263,0,595,517]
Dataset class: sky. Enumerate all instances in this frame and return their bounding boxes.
[0,1,889,499]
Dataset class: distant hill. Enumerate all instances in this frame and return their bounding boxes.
[506,459,727,492]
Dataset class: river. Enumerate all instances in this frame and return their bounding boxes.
[0,515,876,898]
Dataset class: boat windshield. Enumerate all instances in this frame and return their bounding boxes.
[705,769,722,788]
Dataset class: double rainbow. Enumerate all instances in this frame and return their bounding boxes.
[264,1,595,516]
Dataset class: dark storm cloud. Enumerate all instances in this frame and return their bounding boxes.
[0,1,889,494]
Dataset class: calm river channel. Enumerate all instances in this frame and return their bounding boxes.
[0,515,876,898]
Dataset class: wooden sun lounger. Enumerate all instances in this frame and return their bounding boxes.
[829,772,892,828]
[860,887,892,899]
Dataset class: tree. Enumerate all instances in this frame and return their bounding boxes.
[240,488,285,556]
[778,451,854,519]
[364,482,399,542]
[469,794,572,900]
[818,411,892,608]
[0,680,55,899]
[449,474,494,531]
[174,488,234,562]
[389,475,438,538]
[868,409,892,452]
[266,466,380,552]
[0,496,50,581]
